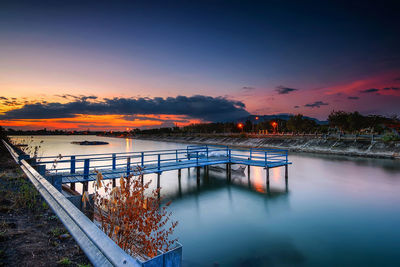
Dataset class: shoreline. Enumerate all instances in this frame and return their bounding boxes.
[0,140,89,266]
[126,135,400,160]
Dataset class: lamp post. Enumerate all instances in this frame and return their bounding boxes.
[238,123,244,133]
[253,116,259,134]
[271,121,278,134]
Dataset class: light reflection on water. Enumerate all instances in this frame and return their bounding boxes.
[11,135,400,266]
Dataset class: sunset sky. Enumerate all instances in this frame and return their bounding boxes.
[1,0,399,130]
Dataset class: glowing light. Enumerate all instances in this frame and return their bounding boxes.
[238,123,243,129]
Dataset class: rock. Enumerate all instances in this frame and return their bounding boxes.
[59,233,71,240]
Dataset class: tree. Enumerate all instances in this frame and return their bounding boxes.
[286,114,317,133]
[91,169,178,260]
[328,111,349,131]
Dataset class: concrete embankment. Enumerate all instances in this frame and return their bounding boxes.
[133,135,400,159]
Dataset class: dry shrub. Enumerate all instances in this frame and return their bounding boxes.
[91,168,178,260]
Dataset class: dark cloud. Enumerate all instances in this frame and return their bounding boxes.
[394,77,400,81]
[123,115,165,122]
[294,105,300,108]
[0,95,249,122]
[360,88,379,93]
[383,87,400,91]
[241,86,255,91]
[304,101,329,108]
[55,94,98,101]
[348,96,359,100]
[2,100,23,106]
[0,97,7,100]
[276,86,299,94]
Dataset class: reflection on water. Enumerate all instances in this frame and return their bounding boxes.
[10,135,400,266]
[162,168,289,202]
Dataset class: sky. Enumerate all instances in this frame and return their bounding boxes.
[0,0,399,130]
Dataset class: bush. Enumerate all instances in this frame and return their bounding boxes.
[382,132,400,142]
[88,169,178,260]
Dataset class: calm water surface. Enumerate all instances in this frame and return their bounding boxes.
[12,135,400,266]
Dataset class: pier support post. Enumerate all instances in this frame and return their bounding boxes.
[285,176,289,193]
[226,163,231,182]
[247,165,250,177]
[178,171,182,197]
[285,165,288,180]
[70,183,75,191]
[266,167,270,185]
[157,173,161,199]
[112,179,116,188]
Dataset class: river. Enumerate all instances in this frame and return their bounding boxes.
[10,135,400,266]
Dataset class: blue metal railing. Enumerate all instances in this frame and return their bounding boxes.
[34,145,289,181]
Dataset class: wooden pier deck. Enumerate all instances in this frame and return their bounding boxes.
[33,145,291,191]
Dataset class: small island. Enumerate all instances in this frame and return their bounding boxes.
[71,141,109,145]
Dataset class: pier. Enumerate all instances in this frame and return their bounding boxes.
[33,145,291,193]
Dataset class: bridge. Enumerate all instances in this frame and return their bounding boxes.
[33,145,291,193]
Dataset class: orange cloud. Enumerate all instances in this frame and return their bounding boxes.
[0,114,202,130]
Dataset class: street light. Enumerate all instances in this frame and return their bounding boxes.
[253,116,259,134]
[238,123,244,133]
[271,121,278,134]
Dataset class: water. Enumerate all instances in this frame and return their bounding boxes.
[11,135,400,266]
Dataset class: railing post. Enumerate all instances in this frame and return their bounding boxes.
[70,156,76,192]
[206,147,209,160]
[249,148,252,160]
[112,153,116,170]
[84,159,89,180]
[141,152,144,167]
[228,149,231,163]
[176,150,178,162]
[126,157,131,175]
[187,147,190,160]
[71,156,76,174]
[196,151,199,166]
[158,154,161,173]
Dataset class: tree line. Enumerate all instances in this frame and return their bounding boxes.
[136,111,399,135]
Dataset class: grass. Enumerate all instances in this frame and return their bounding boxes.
[57,257,72,265]
[17,180,39,210]
[49,227,68,237]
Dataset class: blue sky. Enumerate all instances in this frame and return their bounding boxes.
[0,0,399,129]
